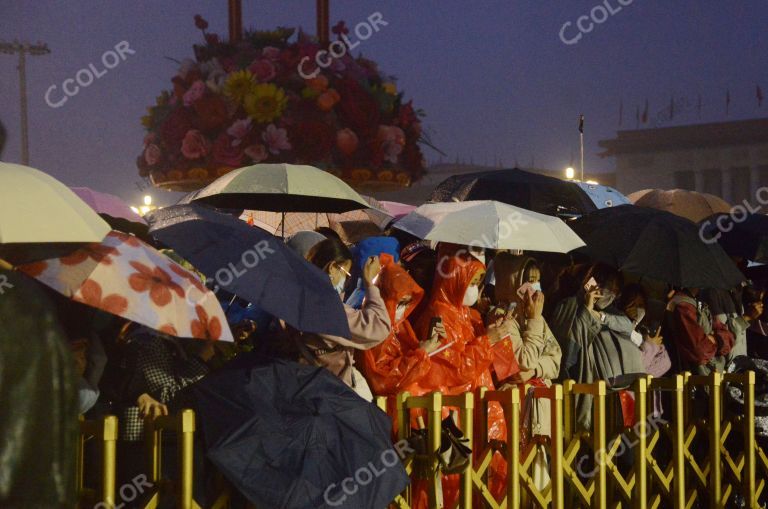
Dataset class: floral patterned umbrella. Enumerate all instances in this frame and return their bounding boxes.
[19,231,233,342]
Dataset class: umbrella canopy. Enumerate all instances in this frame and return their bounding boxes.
[70,187,145,224]
[19,230,233,341]
[181,163,370,213]
[574,182,631,209]
[393,200,585,253]
[428,168,597,218]
[192,356,409,509]
[146,204,351,338]
[628,188,731,223]
[700,212,768,262]
[571,205,745,289]
[0,162,110,261]
[378,200,417,220]
[240,195,393,239]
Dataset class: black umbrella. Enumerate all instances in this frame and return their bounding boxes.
[192,356,409,509]
[428,167,597,218]
[571,205,745,289]
[700,212,768,263]
[145,204,351,338]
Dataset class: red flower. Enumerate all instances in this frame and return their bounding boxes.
[193,96,229,131]
[128,261,185,307]
[337,78,381,139]
[194,14,209,30]
[61,243,119,266]
[20,260,48,277]
[160,108,195,150]
[211,133,244,167]
[290,120,335,163]
[75,279,129,316]
[190,305,222,340]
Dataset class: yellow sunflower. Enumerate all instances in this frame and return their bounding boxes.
[224,70,257,104]
[244,83,288,123]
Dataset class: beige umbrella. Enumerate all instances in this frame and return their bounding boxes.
[239,195,392,243]
[0,162,110,262]
[627,188,731,223]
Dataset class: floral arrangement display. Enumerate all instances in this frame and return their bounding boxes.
[137,15,427,191]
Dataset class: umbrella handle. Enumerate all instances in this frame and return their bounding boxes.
[223,293,238,315]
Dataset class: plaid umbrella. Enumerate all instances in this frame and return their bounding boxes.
[19,231,233,341]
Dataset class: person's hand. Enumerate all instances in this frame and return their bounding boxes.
[526,291,545,320]
[584,286,602,311]
[429,321,447,342]
[420,337,442,354]
[644,328,664,345]
[362,256,381,287]
[745,301,765,321]
[137,393,168,419]
[487,320,512,345]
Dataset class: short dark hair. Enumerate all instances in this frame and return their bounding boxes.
[583,263,622,291]
[743,285,765,307]
[307,237,352,271]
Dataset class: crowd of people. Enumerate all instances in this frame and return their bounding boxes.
[21,220,768,508]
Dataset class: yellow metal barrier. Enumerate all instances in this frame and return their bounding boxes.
[77,415,118,508]
[77,371,768,509]
[142,409,200,509]
[646,374,686,508]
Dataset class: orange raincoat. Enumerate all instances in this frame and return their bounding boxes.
[411,248,508,505]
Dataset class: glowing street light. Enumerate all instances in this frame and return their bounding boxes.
[565,167,575,180]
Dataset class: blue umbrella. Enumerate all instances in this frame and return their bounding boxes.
[574,181,631,209]
[146,204,350,338]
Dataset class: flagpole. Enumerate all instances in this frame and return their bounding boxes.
[579,114,585,181]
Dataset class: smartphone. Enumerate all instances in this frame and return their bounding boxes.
[517,282,534,300]
[584,277,598,292]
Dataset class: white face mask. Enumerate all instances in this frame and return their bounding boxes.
[463,285,480,306]
[395,304,409,322]
[330,274,346,296]
[531,282,542,293]
[595,289,616,310]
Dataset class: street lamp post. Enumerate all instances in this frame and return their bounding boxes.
[0,40,50,165]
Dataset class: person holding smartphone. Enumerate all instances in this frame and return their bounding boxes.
[549,263,645,431]
[490,253,562,438]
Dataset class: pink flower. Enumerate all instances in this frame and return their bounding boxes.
[377,125,406,164]
[248,59,276,82]
[226,118,252,146]
[244,144,268,163]
[181,130,211,160]
[183,80,206,106]
[144,143,161,165]
[211,134,243,167]
[262,46,281,61]
[262,124,291,154]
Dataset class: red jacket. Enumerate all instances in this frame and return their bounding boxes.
[671,297,734,365]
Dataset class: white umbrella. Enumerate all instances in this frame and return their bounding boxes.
[393,200,585,253]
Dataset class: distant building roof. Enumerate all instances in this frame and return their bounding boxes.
[598,117,768,156]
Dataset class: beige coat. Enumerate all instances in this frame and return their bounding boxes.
[507,316,562,437]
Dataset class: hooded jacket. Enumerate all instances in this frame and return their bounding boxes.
[412,249,494,393]
[358,255,431,395]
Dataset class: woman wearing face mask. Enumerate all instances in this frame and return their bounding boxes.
[290,237,391,401]
[617,284,671,377]
[490,254,562,438]
[358,254,434,397]
[549,263,644,431]
[412,245,508,505]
